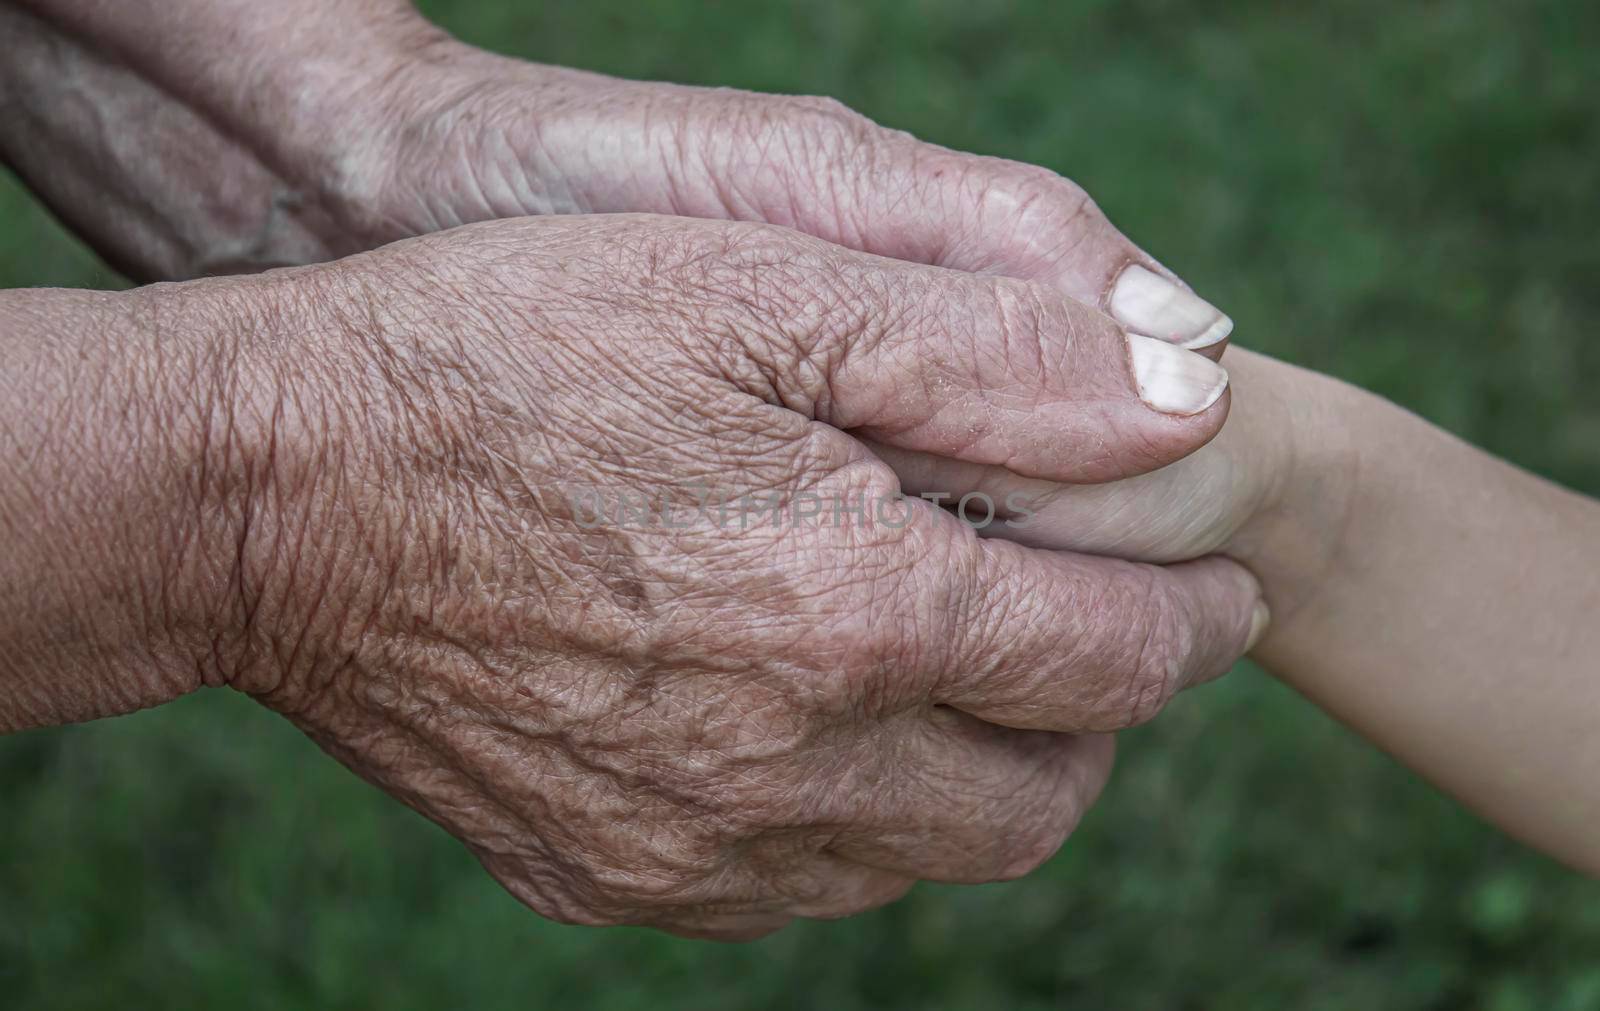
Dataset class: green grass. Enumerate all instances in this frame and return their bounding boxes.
[4,0,1600,1007]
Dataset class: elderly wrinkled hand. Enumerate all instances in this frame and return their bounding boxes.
[210,216,1264,937]
[4,0,1232,358]
[0,0,1267,939]
[0,213,1263,938]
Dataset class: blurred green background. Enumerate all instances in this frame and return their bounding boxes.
[4,0,1599,1007]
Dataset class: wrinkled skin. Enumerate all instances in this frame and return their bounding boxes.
[144,215,1264,939]
[333,49,1184,313]
[873,347,1362,631]
[0,0,1252,938]
[2,1,1228,350]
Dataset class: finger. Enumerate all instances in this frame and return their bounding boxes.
[653,835,919,923]
[482,848,804,941]
[601,853,913,935]
[690,223,1233,483]
[925,538,1268,731]
[649,855,914,935]
[818,707,1115,883]
[742,449,1262,730]
[826,258,1233,483]
[860,346,1294,562]
[820,135,1236,351]
[566,90,1233,350]
[863,436,1242,563]
[773,856,918,921]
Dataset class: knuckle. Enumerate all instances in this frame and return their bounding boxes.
[986,757,1084,879]
[990,812,1073,882]
[776,93,881,142]
[578,848,716,914]
[942,743,1078,881]
[1045,173,1100,226]
[668,221,818,316]
[486,858,630,928]
[711,763,819,832]
[798,876,916,920]
[985,276,1054,381]
[963,161,1112,268]
[753,449,943,713]
[948,541,1033,675]
[897,719,1078,882]
[766,92,921,174]
[777,579,898,716]
[766,857,838,908]
[997,164,1101,229]
[517,819,732,921]
[1099,578,1191,729]
[666,221,875,408]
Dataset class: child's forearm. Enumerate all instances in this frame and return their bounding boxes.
[881,346,1600,870]
[1244,367,1600,873]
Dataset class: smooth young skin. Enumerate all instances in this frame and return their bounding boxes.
[880,349,1600,876]
[0,216,1265,938]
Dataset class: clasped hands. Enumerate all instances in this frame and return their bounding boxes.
[2,3,1339,939]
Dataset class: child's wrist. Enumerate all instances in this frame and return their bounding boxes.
[1219,353,1368,630]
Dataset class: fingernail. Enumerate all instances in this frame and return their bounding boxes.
[1245,600,1271,653]
[1128,334,1230,415]
[1110,264,1234,350]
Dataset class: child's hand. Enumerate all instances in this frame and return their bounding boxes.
[871,348,1360,622]
[881,346,1600,875]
